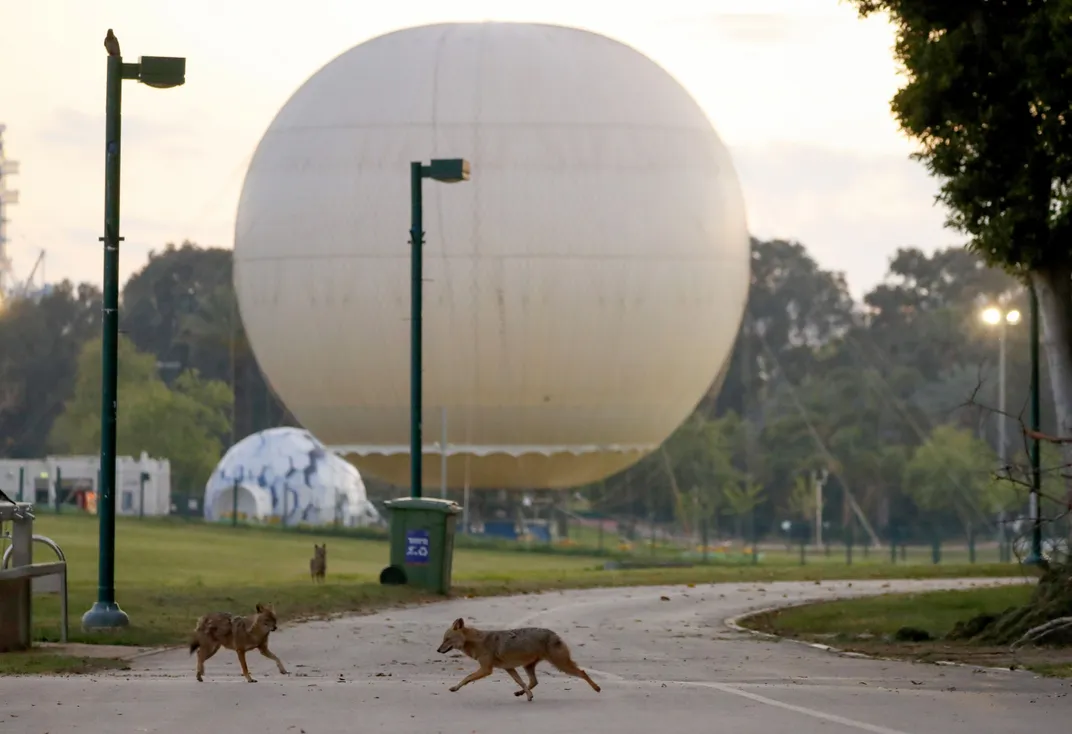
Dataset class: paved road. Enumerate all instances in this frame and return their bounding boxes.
[6,577,1069,733]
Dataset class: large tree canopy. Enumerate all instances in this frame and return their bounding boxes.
[119,241,295,439]
[49,335,232,494]
[0,238,1056,539]
[848,0,1072,465]
[848,0,1072,642]
[0,282,101,457]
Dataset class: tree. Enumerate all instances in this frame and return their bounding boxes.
[758,363,915,527]
[176,282,240,385]
[902,425,1002,535]
[0,282,102,457]
[999,441,1072,526]
[782,474,820,547]
[848,0,1072,485]
[722,481,766,541]
[49,335,233,495]
[867,246,1015,325]
[709,238,855,417]
[119,241,297,440]
[0,356,20,421]
[579,230,1021,541]
[846,1,1072,644]
[121,241,234,380]
[786,474,817,522]
[860,248,1012,384]
[662,413,743,533]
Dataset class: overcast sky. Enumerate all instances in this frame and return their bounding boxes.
[0,0,960,300]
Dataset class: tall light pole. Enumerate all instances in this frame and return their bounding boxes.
[409,159,470,500]
[82,32,186,631]
[812,467,828,548]
[981,305,1022,466]
[1027,285,1043,565]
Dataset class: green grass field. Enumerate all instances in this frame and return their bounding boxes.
[15,514,604,647]
[741,585,1072,678]
[745,585,1035,640]
[0,513,1034,674]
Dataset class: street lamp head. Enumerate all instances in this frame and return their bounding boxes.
[424,158,470,183]
[137,56,186,89]
[1006,309,1022,325]
[981,306,1002,325]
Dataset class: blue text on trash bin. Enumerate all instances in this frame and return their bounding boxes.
[405,529,430,564]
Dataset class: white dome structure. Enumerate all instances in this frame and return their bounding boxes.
[234,22,750,490]
[203,427,383,527]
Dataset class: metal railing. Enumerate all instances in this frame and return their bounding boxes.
[1,533,69,643]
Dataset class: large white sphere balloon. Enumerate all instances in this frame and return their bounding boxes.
[234,22,750,490]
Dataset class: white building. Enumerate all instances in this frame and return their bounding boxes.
[0,453,171,516]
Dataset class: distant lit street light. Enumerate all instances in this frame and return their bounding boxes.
[409,159,470,500]
[980,298,1042,567]
[981,306,1021,327]
[980,306,1022,465]
[82,31,186,632]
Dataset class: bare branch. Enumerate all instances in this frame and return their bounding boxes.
[1024,428,1072,444]
[1011,617,1072,650]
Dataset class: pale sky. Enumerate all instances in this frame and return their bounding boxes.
[0,0,959,300]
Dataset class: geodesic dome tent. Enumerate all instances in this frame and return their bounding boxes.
[203,427,383,527]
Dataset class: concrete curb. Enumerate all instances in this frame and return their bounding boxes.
[127,644,183,661]
[36,642,184,662]
[723,592,1032,676]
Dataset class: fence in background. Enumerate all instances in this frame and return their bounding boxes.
[29,496,1071,568]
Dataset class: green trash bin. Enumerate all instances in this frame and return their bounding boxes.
[380,497,461,594]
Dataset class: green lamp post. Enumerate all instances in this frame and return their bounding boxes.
[408,159,470,500]
[1025,283,1044,566]
[82,33,186,631]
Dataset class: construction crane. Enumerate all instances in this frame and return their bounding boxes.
[0,124,20,300]
[18,249,45,298]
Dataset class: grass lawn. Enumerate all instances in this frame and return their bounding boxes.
[0,513,1031,674]
[743,585,1072,678]
[745,585,1036,640]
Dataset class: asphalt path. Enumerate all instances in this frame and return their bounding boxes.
[5,577,1069,733]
